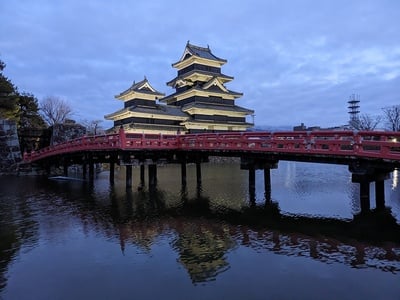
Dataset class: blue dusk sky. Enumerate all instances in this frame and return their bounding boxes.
[1,0,399,129]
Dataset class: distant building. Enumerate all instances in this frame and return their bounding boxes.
[293,123,351,131]
[293,123,307,131]
[105,42,254,134]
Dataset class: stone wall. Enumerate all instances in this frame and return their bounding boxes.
[0,119,22,174]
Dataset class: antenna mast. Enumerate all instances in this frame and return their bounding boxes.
[348,94,360,123]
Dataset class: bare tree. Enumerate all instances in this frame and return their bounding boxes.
[40,96,73,126]
[349,113,381,131]
[382,105,400,131]
[81,119,104,135]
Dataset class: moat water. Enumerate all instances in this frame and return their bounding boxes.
[1,161,400,299]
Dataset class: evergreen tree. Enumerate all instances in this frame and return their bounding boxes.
[18,93,46,129]
[0,59,19,120]
[0,59,46,129]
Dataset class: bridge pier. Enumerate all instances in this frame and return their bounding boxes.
[109,162,115,184]
[359,181,370,212]
[63,161,68,177]
[350,163,392,214]
[181,162,187,187]
[126,165,132,189]
[88,157,94,182]
[196,162,202,186]
[248,165,256,204]
[149,164,157,187]
[375,180,385,210]
[241,157,278,205]
[140,164,145,187]
[264,167,271,202]
[82,163,87,180]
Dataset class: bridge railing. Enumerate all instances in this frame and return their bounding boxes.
[178,130,400,160]
[123,133,178,149]
[23,132,180,162]
[23,130,400,163]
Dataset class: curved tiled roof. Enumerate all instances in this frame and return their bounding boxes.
[186,43,227,62]
[182,102,254,114]
[166,69,233,87]
[116,77,165,98]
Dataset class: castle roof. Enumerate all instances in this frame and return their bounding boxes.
[160,81,243,103]
[115,77,164,100]
[166,69,233,87]
[182,102,254,114]
[105,104,188,120]
[172,42,227,67]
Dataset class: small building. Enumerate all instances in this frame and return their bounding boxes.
[105,42,254,134]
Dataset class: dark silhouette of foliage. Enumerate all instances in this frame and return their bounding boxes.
[40,96,73,126]
[0,59,19,120]
[349,114,381,131]
[382,105,400,131]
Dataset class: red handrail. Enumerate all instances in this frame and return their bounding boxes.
[23,130,400,163]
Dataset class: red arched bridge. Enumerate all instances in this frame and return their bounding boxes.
[23,128,400,214]
[23,129,400,163]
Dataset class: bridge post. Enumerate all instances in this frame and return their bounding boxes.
[148,164,157,187]
[140,164,145,187]
[63,161,68,177]
[126,165,132,189]
[82,163,87,180]
[264,167,271,202]
[109,162,115,184]
[359,181,371,212]
[350,163,392,214]
[196,162,202,186]
[248,165,256,204]
[181,162,187,187]
[119,126,126,149]
[375,179,385,210]
[88,156,94,182]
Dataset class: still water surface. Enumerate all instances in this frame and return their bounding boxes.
[1,161,400,299]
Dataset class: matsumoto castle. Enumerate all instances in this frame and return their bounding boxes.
[105,42,254,134]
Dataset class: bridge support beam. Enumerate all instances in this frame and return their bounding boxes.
[264,167,271,203]
[148,164,157,187]
[181,162,187,187]
[88,158,94,182]
[248,165,256,204]
[126,165,132,189]
[63,161,68,177]
[140,164,145,187]
[359,181,370,212]
[375,180,385,210]
[82,163,87,180]
[350,163,392,214]
[196,162,202,186]
[241,158,278,205]
[109,162,115,184]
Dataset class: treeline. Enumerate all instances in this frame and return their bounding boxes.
[1,59,102,154]
[0,60,46,131]
[350,107,400,131]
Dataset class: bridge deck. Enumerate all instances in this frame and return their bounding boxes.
[23,130,400,166]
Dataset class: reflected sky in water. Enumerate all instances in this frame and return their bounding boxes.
[1,161,400,299]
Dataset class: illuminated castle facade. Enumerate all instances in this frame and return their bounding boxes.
[105,42,254,134]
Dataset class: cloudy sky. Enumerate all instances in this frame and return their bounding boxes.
[1,0,399,129]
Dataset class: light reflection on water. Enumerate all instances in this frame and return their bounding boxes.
[1,161,400,299]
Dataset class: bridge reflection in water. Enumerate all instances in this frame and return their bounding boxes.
[1,163,400,296]
[89,162,400,283]
[110,189,400,283]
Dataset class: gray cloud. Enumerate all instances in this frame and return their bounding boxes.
[1,0,399,129]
